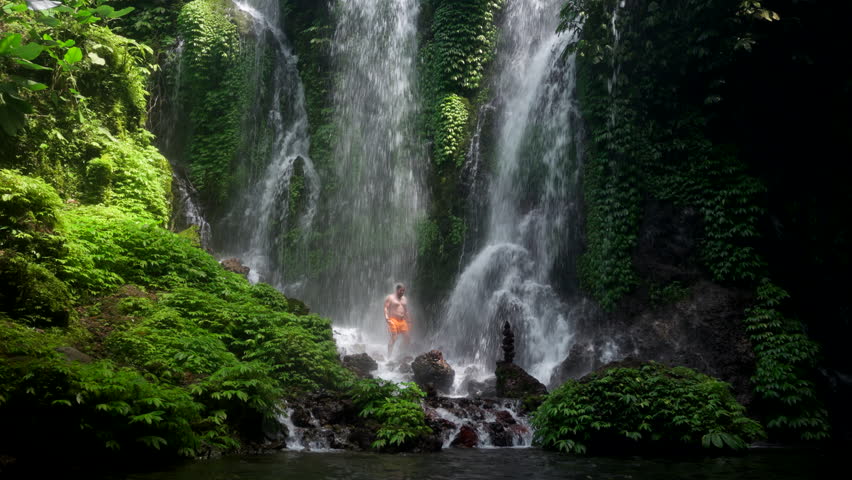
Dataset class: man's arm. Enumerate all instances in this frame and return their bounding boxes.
[383,296,390,321]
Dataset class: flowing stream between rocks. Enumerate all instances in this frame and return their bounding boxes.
[125,447,838,480]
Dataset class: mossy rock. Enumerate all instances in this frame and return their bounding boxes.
[0,252,73,328]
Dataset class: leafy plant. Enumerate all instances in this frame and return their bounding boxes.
[351,379,431,449]
[532,362,765,454]
[744,279,830,440]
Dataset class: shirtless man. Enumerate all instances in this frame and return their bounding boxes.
[384,283,411,356]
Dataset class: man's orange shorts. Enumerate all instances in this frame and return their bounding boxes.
[387,316,409,334]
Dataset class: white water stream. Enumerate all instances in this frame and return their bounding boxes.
[432,0,586,387]
[218,0,320,287]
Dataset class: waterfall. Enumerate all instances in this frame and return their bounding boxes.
[300,0,427,334]
[435,0,586,385]
[217,0,320,286]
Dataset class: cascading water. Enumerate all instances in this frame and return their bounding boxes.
[306,0,427,335]
[434,0,587,386]
[217,0,320,286]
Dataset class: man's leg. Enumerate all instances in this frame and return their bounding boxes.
[388,331,398,357]
[402,331,411,350]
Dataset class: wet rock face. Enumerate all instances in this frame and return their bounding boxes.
[423,397,532,448]
[465,377,497,397]
[553,342,600,382]
[342,353,378,378]
[411,350,455,393]
[495,361,547,400]
[552,200,757,404]
[451,425,478,448]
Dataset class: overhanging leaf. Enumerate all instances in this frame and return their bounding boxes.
[11,42,44,61]
[64,46,82,64]
[0,34,23,55]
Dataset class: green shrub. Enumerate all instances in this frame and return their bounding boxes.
[0,169,67,258]
[532,362,764,454]
[351,379,431,449]
[60,205,244,295]
[744,279,830,440]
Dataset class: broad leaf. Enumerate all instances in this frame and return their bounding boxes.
[64,46,82,64]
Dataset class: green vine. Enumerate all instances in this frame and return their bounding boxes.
[562,0,830,439]
[744,279,830,440]
[433,93,471,167]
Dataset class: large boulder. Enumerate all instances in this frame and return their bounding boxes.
[342,353,378,378]
[495,361,547,401]
[220,257,250,277]
[450,425,478,448]
[411,350,455,393]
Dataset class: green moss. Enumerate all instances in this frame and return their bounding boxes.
[0,251,73,328]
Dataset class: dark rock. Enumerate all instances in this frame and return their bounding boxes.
[425,407,458,433]
[466,377,497,397]
[553,342,597,381]
[220,258,250,277]
[261,415,287,446]
[411,350,455,393]
[502,321,515,363]
[290,406,313,428]
[495,410,516,425]
[55,346,92,364]
[397,356,414,374]
[485,421,512,447]
[342,353,378,378]
[451,425,478,448]
[495,361,547,399]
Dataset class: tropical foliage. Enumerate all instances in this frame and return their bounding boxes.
[532,362,765,454]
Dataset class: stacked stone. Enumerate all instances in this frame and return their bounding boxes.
[502,321,515,364]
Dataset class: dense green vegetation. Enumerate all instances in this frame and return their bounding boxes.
[0,0,357,465]
[559,0,840,440]
[0,166,351,460]
[3,0,848,467]
[532,362,765,454]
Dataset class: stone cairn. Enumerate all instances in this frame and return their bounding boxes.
[502,321,515,364]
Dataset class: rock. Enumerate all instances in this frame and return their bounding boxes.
[484,422,512,447]
[466,377,497,397]
[342,353,378,378]
[553,342,597,381]
[502,321,515,363]
[411,350,455,393]
[495,410,516,425]
[290,406,313,428]
[450,425,478,448]
[495,361,547,399]
[55,346,92,364]
[220,258,250,277]
[262,415,287,446]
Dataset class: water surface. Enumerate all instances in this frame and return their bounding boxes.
[128,447,839,480]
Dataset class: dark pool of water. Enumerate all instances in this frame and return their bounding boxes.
[127,446,842,480]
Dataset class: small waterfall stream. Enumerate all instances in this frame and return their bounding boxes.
[434,0,587,386]
[216,0,320,287]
